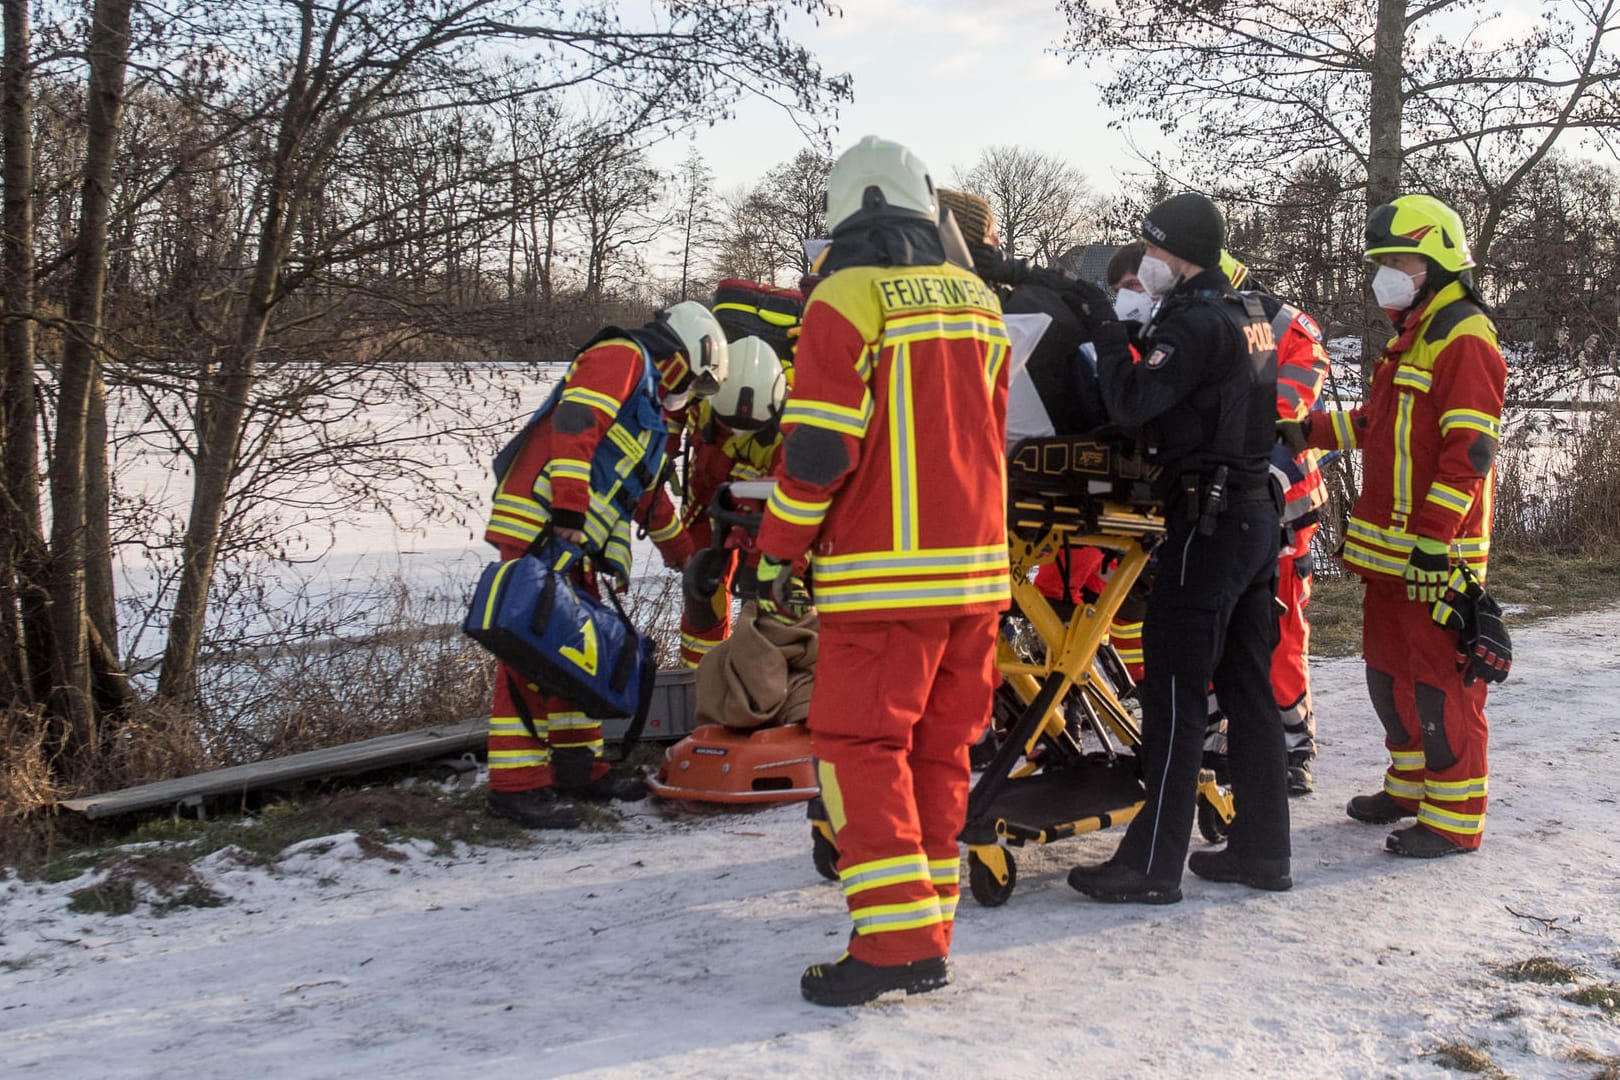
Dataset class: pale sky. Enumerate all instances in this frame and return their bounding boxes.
[650,0,1163,201]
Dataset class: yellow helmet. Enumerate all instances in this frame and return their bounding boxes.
[1364,195,1475,272]
[1219,250,1250,289]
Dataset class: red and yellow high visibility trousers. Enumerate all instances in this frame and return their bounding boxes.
[485,539,611,793]
[1361,577,1489,848]
[1273,535,1316,756]
[810,613,997,966]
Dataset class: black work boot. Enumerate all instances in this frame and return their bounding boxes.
[485,787,581,830]
[1345,790,1415,824]
[1287,753,1314,797]
[1386,824,1472,858]
[1067,860,1182,905]
[552,746,648,802]
[1187,848,1293,892]
[800,953,949,1007]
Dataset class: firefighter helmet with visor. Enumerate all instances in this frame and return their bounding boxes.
[658,300,729,398]
[824,136,937,233]
[710,336,785,431]
[1364,195,1475,273]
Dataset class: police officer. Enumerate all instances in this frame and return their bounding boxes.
[1068,193,1290,903]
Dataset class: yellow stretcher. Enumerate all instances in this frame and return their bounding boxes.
[958,434,1234,905]
[806,434,1235,905]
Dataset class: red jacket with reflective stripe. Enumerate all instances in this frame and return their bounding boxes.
[757,263,1011,622]
[1271,303,1331,537]
[486,339,690,574]
[1308,281,1505,580]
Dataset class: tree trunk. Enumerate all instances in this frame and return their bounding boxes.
[1361,0,1408,381]
[159,4,315,708]
[47,0,132,760]
[0,0,44,704]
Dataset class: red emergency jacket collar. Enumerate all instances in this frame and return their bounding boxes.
[1382,281,1469,361]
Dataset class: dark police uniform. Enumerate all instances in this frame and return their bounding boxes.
[1095,266,1286,887]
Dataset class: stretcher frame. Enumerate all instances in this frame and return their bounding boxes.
[955,438,1235,906]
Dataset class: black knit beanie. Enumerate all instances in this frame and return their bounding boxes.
[1141,193,1224,270]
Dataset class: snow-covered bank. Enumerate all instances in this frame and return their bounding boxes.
[4,607,1619,1078]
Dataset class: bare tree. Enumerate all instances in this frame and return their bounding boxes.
[710,183,780,284]
[751,149,831,278]
[147,0,849,707]
[576,144,664,301]
[956,145,1095,264]
[0,0,43,703]
[1057,0,1620,270]
[669,145,716,300]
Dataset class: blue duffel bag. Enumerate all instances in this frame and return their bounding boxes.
[463,539,656,731]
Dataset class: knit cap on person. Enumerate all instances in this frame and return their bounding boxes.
[1141,192,1224,270]
[936,187,997,246]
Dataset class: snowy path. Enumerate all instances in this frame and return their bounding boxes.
[4,608,1619,1078]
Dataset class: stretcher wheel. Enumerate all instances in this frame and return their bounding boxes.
[811,827,840,882]
[967,849,1017,907]
[1197,792,1230,844]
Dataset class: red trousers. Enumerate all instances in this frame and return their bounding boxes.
[485,539,611,793]
[1362,577,1489,848]
[1273,542,1315,755]
[810,613,997,965]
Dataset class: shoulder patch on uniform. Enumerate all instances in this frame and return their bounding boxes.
[1144,343,1175,370]
[1423,300,1483,345]
[1294,312,1324,343]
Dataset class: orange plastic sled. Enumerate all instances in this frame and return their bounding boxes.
[647,722,818,805]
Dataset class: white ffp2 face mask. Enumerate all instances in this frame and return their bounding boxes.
[1137,255,1178,298]
[1371,265,1422,310]
[1114,288,1154,324]
[661,388,693,413]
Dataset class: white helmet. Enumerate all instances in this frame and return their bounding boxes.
[659,300,729,397]
[709,336,785,430]
[825,135,937,232]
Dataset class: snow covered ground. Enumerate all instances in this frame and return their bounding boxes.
[4,607,1619,1078]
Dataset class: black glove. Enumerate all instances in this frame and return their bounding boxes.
[1277,416,1310,457]
[968,242,1028,286]
[1465,590,1511,685]
[682,547,728,605]
[1052,275,1115,329]
[1092,318,1133,367]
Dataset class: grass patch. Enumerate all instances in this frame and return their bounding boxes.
[1479,550,1620,621]
[1427,1040,1509,1078]
[67,879,137,916]
[1493,956,1586,984]
[1307,576,1364,657]
[1570,1048,1620,1079]
[1564,983,1620,1016]
[64,854,228,917]
[28,782,535,889]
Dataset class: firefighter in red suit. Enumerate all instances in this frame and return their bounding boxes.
[754,136,1011,1006]
[1223,253,1334,796]
[1301,195,1505,857]
[676,338,789,667]
[482,303,726,830]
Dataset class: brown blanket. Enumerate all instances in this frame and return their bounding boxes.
[694,601,819,729]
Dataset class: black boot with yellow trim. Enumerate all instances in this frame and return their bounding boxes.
[800,952,949,1007]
